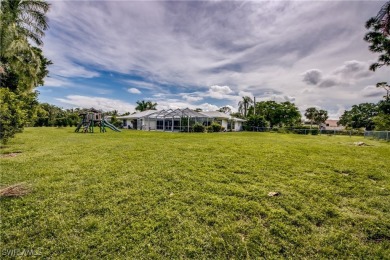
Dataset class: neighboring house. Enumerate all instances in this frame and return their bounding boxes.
[117,108,245,131]
[321,119,344,130]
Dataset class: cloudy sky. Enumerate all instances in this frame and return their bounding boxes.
[39,0,389,118]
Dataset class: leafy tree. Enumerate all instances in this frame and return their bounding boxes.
[373,93,390,130]
[364,1,390,71]
[135,100,158,111]
[304,107,318,128]
[238,96,253,118]
[104,110,119,116]
[0,89,39,143]
[230,112,245,119]
[314,109,329,128]
[279,101,302,127]
[372,114,390,130]
[338,103,379,130]
[253,101,301,127]
[0,0,51,143]
[218,106,231,114]
[244,115,269,130]
[376,82,390,100]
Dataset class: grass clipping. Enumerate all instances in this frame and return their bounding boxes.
[0,183,30,198]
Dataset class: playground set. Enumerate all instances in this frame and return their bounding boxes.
[75,108,121,133]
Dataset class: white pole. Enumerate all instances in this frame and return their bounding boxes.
[254,96,256,115]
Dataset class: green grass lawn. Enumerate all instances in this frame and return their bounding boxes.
[1,128,389,258]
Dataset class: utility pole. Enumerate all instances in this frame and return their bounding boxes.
[253,96,256,115]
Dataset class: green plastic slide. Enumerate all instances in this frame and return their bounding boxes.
[103,119,121,132]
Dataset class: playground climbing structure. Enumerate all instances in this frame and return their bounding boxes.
[75,108,121,133]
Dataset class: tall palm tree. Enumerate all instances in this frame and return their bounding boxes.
[1,0,50,49]
[135,100,158,111]
[135,101,148,112]
[238,96,253,118]
[304,107,318,129]
[375,1,390,35]
[146,101,157,110]
[1,0,50,91]
[365,1,390,71]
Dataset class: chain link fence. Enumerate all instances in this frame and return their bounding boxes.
[364,131,390,141]
[250,127,364,136]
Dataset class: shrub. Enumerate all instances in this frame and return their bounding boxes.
[0,89,38,144]
[311,129,319,135]
[193,123,205,132]
[211,122,222,132]
[206,126,213,133]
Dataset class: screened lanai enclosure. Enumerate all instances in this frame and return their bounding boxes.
[143,108,212,132]
[118,108,245,132]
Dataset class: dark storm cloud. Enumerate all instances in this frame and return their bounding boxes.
[318,79,338,88]
[302,69,322,85]
[334,60,373,79]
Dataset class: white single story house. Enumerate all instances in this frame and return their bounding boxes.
[117,108,245,132]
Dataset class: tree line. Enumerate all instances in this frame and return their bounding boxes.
[1,0,51,144]
[1,1,389,144]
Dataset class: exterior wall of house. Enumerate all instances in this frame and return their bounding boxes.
[123,119,135,129]
[221,119,228,129]
[321,120,344,130]
[234,121,243,131]
[144,119,157,130]
[121,116,244,132]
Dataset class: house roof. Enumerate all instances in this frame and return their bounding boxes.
[117,110,158,119]
[200,111,230,119]
[118,108,246,121]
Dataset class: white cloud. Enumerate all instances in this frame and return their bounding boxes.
[207,85,236,99]
[361,85,384,98]
[210,85,233,95]
[42,1,387,114]
[56,95,135,113]
[182,94,203,102]
[42,76,70,87]
[199,103,219,111]
[128,88,142,94]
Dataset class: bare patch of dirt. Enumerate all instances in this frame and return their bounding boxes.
[0,183,30,198]
[0,152,21,158]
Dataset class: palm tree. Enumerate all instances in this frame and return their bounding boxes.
[314,110,328,129]
[146,101,157,110]
[304,107,318,129]
[135,100,158,111]
[365,1,390,71]
[238,96,253,118]
[1,0,50,49]
[375,1,390,35]
[377,82,390,101]
[1,0,50,91]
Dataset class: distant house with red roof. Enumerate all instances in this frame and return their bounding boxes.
[321,119,344,130]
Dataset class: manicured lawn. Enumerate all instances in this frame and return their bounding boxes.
[1,128,389,258]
